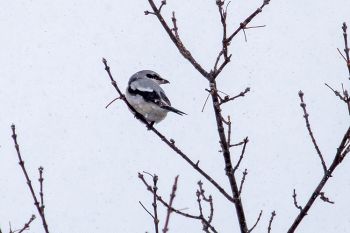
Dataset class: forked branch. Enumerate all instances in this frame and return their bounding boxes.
[11,125,50,233]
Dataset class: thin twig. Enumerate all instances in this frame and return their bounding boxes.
[197,181,214,224]
[105,97,121,109]
[238,169,248,196]
[201,93,211,112]
[152,175,160,233]
[324,83,347,102]
[227,116,232,146]
[162,176,179,233]
[158,0,166,13]
[230,140,246,148]
[341,23,350,78]
[267,211,276,233]
[11,125,50,233]
[214,0,270,78]
[219,88,250,105]
[38,167,45,213]
[18,215,36,233]
[319,192,335,204]
[139,201,155,219]
[233,137,249,173]
[247,210,263,233]
[146,0,210,79]
[298,91,327,173]
[288,127,350,232]
[292,189,303,212]
[139,173,218,233]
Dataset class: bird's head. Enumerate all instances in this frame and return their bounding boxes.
[143,70,170,84]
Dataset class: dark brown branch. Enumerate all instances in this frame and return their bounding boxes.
[267,211,276,233]
[233,137,249,173]
[140,1,271,231]
[225,115,232,146]
[226,1,269,42]
[324,83,347,102]
[38,167,45,212]
[197,181,214,224]
[103,59,234,203]
[213,0,270,78]
[341,23,350,78]
[219,87,251,105]
[230,139,247,148]
[139,201,155,219]
[152,175,160,233]
[238,169,248,196]
[158,0,166,13]
[11,125,50,233]
[287,126,350,233]
[138,173,218,233]
[319,192,335,204]
[105,97,121,109]
[247,210,263,233]
[196,188,217,233]
[146,0,210,79]
[201,93,211,112]
[18,215,36,233]
[209,80,248,233]
[162,176,179,233]
[139,173,200,220]
[292,189,303,212]
[298,91,327,173]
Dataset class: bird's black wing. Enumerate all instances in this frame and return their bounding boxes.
[128,86,163,105]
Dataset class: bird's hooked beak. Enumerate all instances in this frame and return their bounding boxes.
[160,79,170,84]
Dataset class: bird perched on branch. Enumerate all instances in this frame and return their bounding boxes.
[125,70,186,124]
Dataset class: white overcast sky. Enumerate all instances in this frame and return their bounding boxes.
[0,0,349,232]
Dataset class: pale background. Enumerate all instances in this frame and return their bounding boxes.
[0,0,349,232]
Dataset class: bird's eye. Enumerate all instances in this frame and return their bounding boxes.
[146,73,159,79]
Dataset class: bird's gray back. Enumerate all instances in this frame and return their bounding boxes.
[129,74,171,106]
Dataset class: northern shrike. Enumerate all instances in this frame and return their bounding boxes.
[125,70,186,123]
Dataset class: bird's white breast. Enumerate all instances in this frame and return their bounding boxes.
[125,91,168,123]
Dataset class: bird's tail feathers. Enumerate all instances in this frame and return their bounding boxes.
[161,105,187,116]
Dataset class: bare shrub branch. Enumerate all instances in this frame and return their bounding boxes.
[267,211,276,233]
[288,25,350,230]
[11,125,50,233]
[298,91,327,173]
[163,176,179,233]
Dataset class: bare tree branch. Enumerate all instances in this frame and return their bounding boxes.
[238,169,248,196]
[18,215,36,233]
[152,175,160,233]
[298,91,327,173]
[288,126,350,233]
[213,0,270,78]
[138,173,218,232]
[340,23,350,78]
[162,176,179,233]
[292,189,303,212]
[139,201,155,219]
[145,0,209,79]
[38,167,45,213]
[247,210,263,233]
[219,88,251,106]
[267,211,276,233]
[11,125,50,233]
[209,81,249,233]
[319,192,335,204]
[233,137,249,173]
